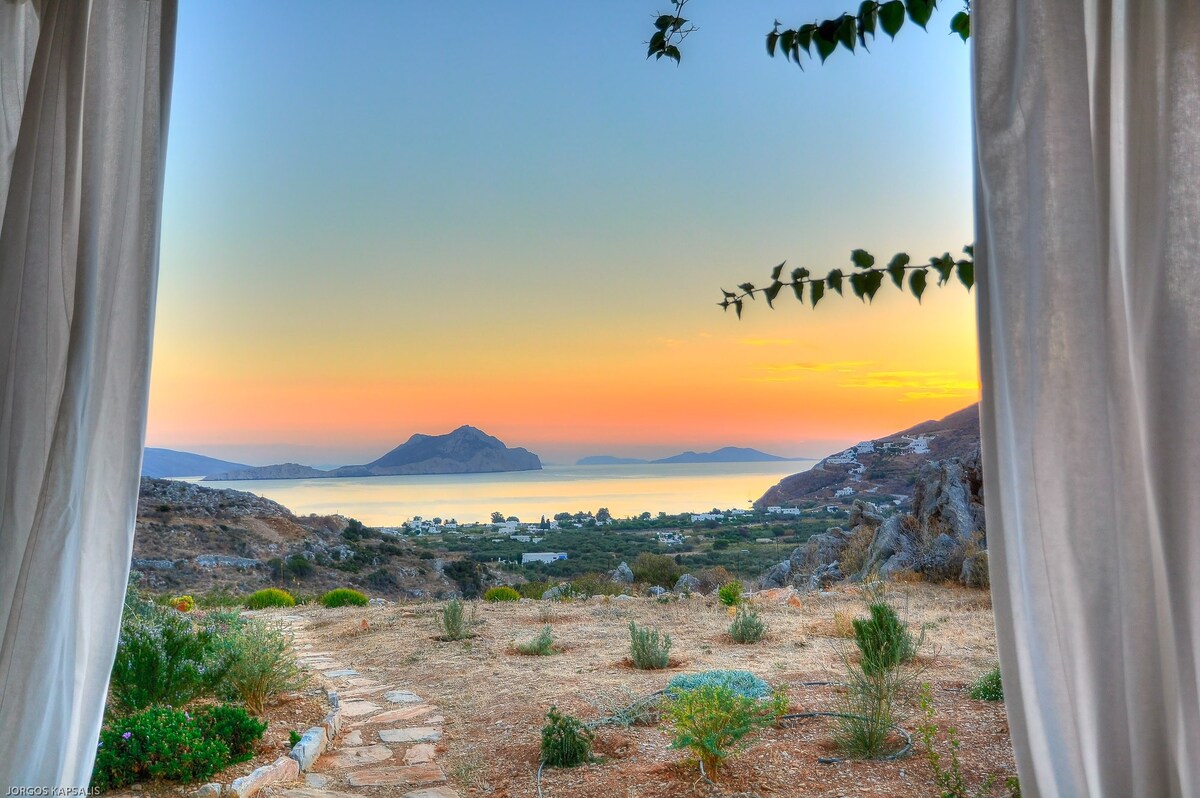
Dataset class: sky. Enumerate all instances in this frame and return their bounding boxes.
[147,0,978,466]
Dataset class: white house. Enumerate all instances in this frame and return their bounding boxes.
[766,506,802,516]
[856,440,876,454]
[690,513,724,522]
[521,552,568,565]
[835,487,856,498]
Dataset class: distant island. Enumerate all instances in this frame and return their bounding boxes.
[141,448,249,479]
[576,455,649,466]
[576,446,806,466]
[203,425,541,481]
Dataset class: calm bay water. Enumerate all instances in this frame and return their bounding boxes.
[197,461,813,526]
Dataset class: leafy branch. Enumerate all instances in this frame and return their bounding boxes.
[767,1,970,68]
[719,245,974,317]
[646,0,697,64]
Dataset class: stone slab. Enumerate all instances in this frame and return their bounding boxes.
[348,763,445,788]
[403,743,437,764]
[378,726,441,744]
[229,756,300,798]
[324,668,360,678]
[339,699,382,717]
[319,743,393,769]
[384,690,422,703]
[351,705,435,725]
[288,726,326,770]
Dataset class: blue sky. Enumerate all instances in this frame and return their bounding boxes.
[150,1,977,464]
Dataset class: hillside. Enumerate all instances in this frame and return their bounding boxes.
[203,425,541,481]
[133,478,459,599]
[576,455,649,465]
[756,403,980,508]
[141,447,248,478]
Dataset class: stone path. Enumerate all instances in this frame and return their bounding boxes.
[278,615,459,798]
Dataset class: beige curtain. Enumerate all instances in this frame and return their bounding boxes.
[975,2,1200,796]
[0,0,176,786]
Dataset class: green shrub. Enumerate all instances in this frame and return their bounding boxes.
[628,621,672,670]
[853,602,917,675]
[718,581,743,607]
[191,704,267,763]
[484,586,521,602]
[108,610,234,715]
[667,670,771,700]
[90,707,231,791]
[321,588,369,608]
[917,683,1020,797]
[285,554,314,579]
[729,606,767,644]
[219,618,308,715]
[665,684,786,778]
[631,551,681,588]
[540,706,593,767]
[517,580,550,599]
[437,598,473,641]
[245,588,295,609]
[289,729,302,749]
[516,626,556,656]
[969,665,1004,702]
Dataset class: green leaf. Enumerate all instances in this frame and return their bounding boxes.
[957,260,975,290]
[826,269,844,295]
[931,253,954,284]
[837,15,857,51]
[851,249,876,269]
[779,30,794,60]
[664,45,681,63]
[655,14,675,31]
[879,0,905,37]
[850,272,869,300]
[859,1,879,36]
[721,289,737,299]
[910,268,928,301]
[815,21,839,61]
[770,262,785,281]
[905,0,935,29]
[791,280,805,302]
[796,24,815,52]
[648,30,666,57]
[737,282,756,296]
[886,252,910,274]
[735,299,744,319]
[767,31,780,56]
[963,244,974,257]
[791,266,810,282]
[810,280,825,308]
[863,270,884,301]
[950,11,970,41]
[670,16,688,31]
[764,281,783,307]
[888,260,906,288]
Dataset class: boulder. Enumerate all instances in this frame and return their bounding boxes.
[858,514,918,579]
[758,560,792,589]
[647,586,668,597]
[960,550,989,588]
[611,562,634,583]
[541,583,572,600]
[229,756,299,798]
[807,562,844,591]
[673,573,701,594]
[288,726,327,771]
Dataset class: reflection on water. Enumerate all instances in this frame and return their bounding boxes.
[197,461,813,526]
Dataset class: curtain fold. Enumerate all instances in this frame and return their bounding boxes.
[974,2,1200,796]
[0,0,176,787]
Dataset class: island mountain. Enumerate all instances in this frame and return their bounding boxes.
[142,448,249,479]
[204,425,541,481]
[756,403,980,509]
[653,446,795,464]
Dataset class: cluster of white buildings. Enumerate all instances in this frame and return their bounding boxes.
[766,506,802,516]
[521,552,568,565]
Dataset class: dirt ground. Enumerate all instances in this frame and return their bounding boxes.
[277,582,1015,798]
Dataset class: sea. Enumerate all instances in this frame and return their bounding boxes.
[195,461,814,526]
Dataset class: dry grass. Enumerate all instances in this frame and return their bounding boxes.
[269,583,1012,797]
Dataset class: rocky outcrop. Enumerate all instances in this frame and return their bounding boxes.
[758,451,988,589]
[674,574,701,594]
[138,477,293,518]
